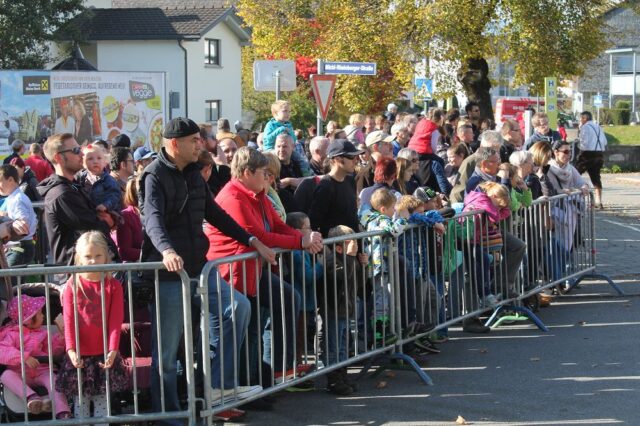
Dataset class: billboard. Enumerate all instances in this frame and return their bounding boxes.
[0,70,166,157]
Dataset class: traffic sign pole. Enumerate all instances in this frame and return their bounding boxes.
[316,59,323,137]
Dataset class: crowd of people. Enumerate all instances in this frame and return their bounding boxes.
[0,101,607,423]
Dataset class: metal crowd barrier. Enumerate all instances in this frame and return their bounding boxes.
[0,191,619,424]
[0,262,196,425]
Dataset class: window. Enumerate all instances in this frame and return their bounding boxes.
[205,100,221,122]
[614,55,640,74]
[204,39,220,65]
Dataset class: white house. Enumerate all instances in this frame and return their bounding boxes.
[59,4,250,124]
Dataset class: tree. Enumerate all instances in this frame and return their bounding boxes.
[238,0,613,121]
[418,0,614,120]
[237,0,424,117]
[0,0,84,69]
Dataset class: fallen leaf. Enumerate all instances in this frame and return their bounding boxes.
[577,321,587,325]
[376,381,387,389]
[530,357,540,362]
[385,371,396,378]
[456,415,468,424]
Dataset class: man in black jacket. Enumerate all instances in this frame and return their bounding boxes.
[37,133,115,266]
[139,117,275,423]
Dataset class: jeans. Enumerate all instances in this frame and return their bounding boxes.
[372,273,391,319]
[151,269,251,426]
[322,315,348,366]
[6,240,35,268]
[257,271,301,373]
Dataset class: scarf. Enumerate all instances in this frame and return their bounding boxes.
[548,159,573,189]
[472,166,496,184]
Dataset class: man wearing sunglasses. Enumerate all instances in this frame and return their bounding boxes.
[38,133,116,266]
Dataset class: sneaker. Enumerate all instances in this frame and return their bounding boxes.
[213,408,246,421]
[538,293,554,307]
[340,368,358,392]
[462,317,491,334]
[414,338,441,354]
[274,368,296,383]
[285,379,315,392]
[428,332,449,343]
[373,317,397,345]
[296,363,315,376]
[41,398,52,413]
[480,294,500,309]
[326,371,353,396]
[27,397,42,415]
[210,385,263,404]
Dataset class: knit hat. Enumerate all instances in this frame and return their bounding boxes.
[7,295,45,324]
[413,186,437,203]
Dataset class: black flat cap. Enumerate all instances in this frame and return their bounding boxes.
[163,117,200,139]
[327,139,364,158]
[113,134,131,148]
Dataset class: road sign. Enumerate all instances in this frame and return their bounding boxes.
[415,78,433,100]
[321,62,376,76]
[310,74,337,121]
[253,60,296,92]
[594,94,603,107]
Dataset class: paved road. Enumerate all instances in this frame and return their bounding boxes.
[230,174,640,425]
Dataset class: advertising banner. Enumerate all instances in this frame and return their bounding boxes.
[0,70,166,158]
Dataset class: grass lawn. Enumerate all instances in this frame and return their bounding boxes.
[604,125,640,146]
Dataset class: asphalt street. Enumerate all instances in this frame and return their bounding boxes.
[230,173,640,425]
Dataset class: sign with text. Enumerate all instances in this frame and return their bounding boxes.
[544,77,558,129]
[310,74,337,121]
[322,61,376,76]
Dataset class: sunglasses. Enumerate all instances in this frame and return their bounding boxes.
[58,147,82,155]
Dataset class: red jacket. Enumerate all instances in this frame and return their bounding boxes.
[407,119,439,155]
[206,179,303,296]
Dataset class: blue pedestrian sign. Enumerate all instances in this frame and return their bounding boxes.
[322,62,377,76]
[593,94,603,107]
[415,78,433,100]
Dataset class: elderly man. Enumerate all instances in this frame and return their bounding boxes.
[465,147,510,194]
[37,133,114,266]
[308,136,330,175]
[365,130,394,163]
[500,119,523,162]
[139,117,274,422]
[450,130,504,203]
[390,123,410,157]
[276,133,312,212]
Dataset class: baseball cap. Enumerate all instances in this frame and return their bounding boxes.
[327,139,365,158]
[365,130,394,148]
[134,146,156,162]
[413,186,437,203]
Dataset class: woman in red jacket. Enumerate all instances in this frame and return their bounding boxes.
[206,147,322,385]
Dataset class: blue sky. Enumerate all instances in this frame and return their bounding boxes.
[0,71,51,119]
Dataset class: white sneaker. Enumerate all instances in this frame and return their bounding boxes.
[210,385,263,405]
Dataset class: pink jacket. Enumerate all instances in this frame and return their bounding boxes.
[0,325,65,369]
[463,189,511,246]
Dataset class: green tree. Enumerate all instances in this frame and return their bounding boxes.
[238,0,613,121]
[0,0,84,69]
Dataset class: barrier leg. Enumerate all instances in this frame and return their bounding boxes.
[484,305,549,332]
[365,352,434,386]
[570,273,625,296]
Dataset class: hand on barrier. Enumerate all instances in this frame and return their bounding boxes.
[252,239,277,265]
[433,223,446,235]
[25,356,40,368]
[162,249,184,272]
[11,219,29,237]
[99,350,118,369]
[303,232,323,254]
[67,349,84,368]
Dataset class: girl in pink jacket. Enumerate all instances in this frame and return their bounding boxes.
[0,295,71,418]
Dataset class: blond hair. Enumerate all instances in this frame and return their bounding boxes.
[395,195,422,214]
[72,231,113,295]
[531,112,549,127]
[371,188,396,211]
[271,100,290,116]
[82,143,106,156]
[529,141,553,167]
[262,151,281,178]
[479,181,510,209]
[349,113,364,126]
